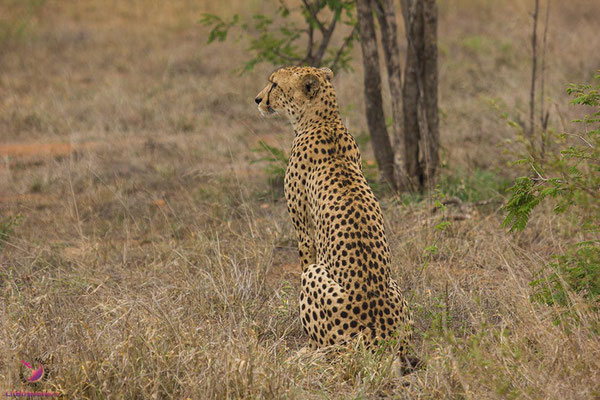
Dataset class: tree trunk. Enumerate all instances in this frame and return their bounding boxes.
[423,0,439,184]
[400,0,439,191]
[355,0,396,189]
[373,0,409,190]
[400,0,424,189]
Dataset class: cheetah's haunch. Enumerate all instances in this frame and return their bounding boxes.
[255,66,413,352]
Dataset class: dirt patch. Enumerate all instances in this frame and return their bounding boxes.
[0,142,75,159]
[267,262,302,288]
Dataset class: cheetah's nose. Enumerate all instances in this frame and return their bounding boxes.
[255,97,262,104]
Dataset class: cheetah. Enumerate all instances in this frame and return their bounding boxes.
[255,66,412,352]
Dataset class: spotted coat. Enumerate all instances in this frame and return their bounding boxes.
[255,66,412,351]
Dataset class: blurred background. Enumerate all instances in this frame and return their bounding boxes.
[1,0,599,175]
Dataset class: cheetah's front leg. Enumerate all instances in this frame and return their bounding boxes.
[285,188,316,269]
[289,210,316,269]
[297,235,316,270]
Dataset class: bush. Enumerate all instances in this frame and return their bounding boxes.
[503,72,600,307]
[0,214,22,249]
[530,244,600,306]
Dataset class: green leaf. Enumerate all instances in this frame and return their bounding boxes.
[434,221,451,231]
[200,13,239,44]
[424,245,438,255]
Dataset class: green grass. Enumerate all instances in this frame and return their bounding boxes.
[0,215,22,249]
[437,168,512,203]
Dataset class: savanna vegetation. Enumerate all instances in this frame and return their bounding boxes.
[0,0,598,398]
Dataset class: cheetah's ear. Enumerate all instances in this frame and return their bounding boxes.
[319,67,333,81]
[301,74,320,98]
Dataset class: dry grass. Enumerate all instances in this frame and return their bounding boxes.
[1,0,599,398]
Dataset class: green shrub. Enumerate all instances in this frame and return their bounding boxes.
[503,72,600,307]
[503,73,599,233]
[251,140,288,198]
[531,244,600,306]
[0,214,22,249]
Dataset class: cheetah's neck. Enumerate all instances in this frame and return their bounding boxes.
[290,88,342,135]
[293,118,344,138]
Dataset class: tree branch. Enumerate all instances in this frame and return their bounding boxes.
[304,24,315,64]
[272,47,303,63]
[301,0,325,32]
[313,16,338,65]
[330,24,357,71]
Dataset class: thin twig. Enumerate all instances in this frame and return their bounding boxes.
[540,0,551,158]
[529,0,539,148]
[68,160,84,239]
[562,132,594,148]
[531,163,549,182]
[301,0,324,32]
[0,237,28,253]
[443,280,449,334]
[272,48,302,63]
[304,24,314,63]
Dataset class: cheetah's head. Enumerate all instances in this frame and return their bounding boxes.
[254,66,334,120]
